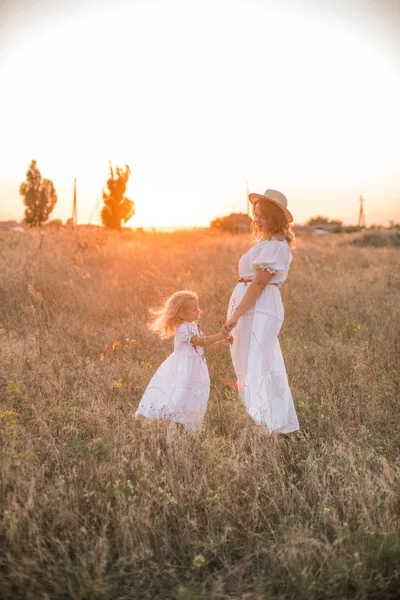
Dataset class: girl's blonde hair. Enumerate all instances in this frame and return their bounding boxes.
[250,198,296,247]
[148,290,198,339]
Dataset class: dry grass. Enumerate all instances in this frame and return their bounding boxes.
[349,229,400,248]
[0,228,399,600]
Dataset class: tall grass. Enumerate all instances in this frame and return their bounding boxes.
[0,228,399,599]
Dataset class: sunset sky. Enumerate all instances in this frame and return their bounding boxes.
[1,0,400,228]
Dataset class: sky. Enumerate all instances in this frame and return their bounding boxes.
[1,0,400,228]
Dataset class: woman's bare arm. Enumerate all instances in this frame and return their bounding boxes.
[224,269,273,332]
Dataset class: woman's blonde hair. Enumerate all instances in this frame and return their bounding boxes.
[250,198,295,247]
[148,290,198,339]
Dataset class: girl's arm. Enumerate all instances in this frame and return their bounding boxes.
[224,269,273,332]
[203,336,233,353]
[190,331,225,347]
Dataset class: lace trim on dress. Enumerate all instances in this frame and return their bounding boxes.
[241,309,283,320]
[255,264,276,275]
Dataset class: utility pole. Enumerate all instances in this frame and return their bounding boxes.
[358,194,366,228]
[245,178,250,216]
[72,178,78,226]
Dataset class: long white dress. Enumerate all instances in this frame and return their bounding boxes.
[134,322,210,433]
[227,236,300,433]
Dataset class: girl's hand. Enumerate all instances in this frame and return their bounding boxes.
[220,335,234,347]
[221,325,230,338]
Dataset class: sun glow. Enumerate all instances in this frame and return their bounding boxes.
[1,0,399,227]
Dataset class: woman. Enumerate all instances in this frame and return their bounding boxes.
[224,189,301,436]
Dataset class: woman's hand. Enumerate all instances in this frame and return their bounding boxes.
[224,270,272,335]
[220,335,234,347]
[223,314,239,334]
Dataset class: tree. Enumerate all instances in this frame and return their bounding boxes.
[20,160,57,227]
[210,213,251,233]
[307,215,330,226]
[307,215,343,233]
[101,163,134,230]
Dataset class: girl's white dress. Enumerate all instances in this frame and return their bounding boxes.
[227,236,300,433]
[134,322,210,433]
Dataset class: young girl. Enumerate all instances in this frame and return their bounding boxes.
[134,290,233,433]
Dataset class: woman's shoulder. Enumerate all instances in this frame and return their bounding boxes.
[251,237,290,252]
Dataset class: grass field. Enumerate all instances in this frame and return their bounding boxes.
[0,228,399,599]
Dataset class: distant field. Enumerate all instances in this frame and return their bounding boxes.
[0,228,399,599]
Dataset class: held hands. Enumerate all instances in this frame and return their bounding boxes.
[222,314,239,337]
[220,335,234,347]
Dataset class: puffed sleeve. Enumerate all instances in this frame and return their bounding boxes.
[250,241,288,275]
[176,322,196,344]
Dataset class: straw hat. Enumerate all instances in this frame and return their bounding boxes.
[248,189,293,223]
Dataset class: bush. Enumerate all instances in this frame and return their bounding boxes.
[350,229,400,247]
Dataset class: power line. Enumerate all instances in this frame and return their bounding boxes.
[88,197,101,225]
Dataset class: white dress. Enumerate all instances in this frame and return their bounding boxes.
[227,236,300,433]
[134,322,210,433]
